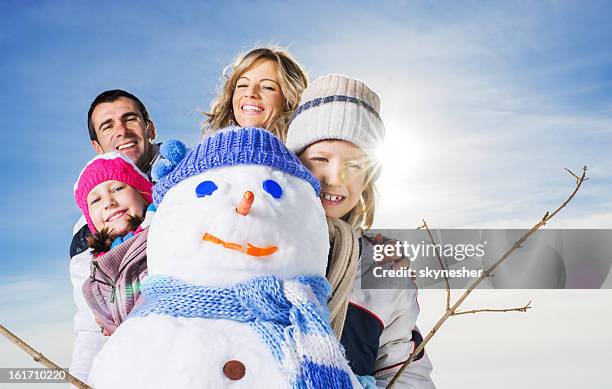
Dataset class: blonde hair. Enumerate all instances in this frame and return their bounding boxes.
[326,217,359,338]
[203,46,308,142]
[343,163,380,231]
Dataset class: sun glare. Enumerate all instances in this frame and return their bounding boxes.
[376,123,421,186]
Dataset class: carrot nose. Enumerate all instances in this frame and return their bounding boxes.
[236,191,254,215]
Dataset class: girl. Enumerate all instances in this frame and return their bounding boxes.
[70,152,154,383]
[203,46,308,141]
[74,153,153,255]
[286,74,436,388]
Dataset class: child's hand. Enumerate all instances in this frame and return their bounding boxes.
[95,316,112,336]
[364,233,410,270]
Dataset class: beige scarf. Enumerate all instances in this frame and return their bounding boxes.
[325,217,360,338]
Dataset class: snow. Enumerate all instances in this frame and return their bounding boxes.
[147,164,329,287]
[87,148,358,388]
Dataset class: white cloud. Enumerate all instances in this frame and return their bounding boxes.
[292,4,612,229]
[0,272,74,372]
[0,321,73,372]
[1,2,610,387]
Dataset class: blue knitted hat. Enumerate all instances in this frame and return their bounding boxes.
[153,127,321,206]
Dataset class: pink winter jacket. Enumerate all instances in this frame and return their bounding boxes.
[82,228,149,334]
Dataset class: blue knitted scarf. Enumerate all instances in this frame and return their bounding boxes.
[129,275,354,388]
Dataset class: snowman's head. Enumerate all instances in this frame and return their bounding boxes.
[147,128,329,287]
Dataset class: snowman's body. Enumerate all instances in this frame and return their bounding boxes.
[88,131,361,389]
[91,315,287,388]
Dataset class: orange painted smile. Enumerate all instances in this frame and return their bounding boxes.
[202,233,278,257]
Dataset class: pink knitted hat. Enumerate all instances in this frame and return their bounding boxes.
[74,153,153,234]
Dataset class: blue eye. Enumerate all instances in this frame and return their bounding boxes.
[263,179,283,199]
[196,180,218,198]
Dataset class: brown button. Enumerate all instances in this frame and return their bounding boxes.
[223,360,246,380]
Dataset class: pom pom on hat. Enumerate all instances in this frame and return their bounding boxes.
[160,140,188,165]
[152,158,175,183]
[152,140,189,182]
[153,127,320,206]
[74,153,153,234]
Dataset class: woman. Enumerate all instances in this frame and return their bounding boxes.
[205,46,356,336]
[203,46,308,142]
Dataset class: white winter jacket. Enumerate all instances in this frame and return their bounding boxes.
[68,215,107,385]
[341,236,436,389]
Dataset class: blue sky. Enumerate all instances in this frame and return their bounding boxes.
[1,1,611,387]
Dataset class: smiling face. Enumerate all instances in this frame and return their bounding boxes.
[299,140,368,220]
[90,97,157,171]
[147,165,329,287]
[87,180,149,237]
[231,59,284,129]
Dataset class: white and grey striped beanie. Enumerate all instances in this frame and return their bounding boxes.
[286,74,386,158]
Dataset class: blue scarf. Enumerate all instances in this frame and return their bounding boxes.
[130,275,354,388]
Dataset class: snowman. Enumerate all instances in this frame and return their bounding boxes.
[88,127,362,389]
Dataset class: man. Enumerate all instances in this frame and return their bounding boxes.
[88,90,158,174]
[69,90,161,383]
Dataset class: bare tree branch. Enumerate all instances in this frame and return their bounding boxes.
[420,220,452,310]
[564,167,589,185]
[0,324,92,389]
[564,168,580,181]
[387,166,588,389]
[453,301,532,316]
